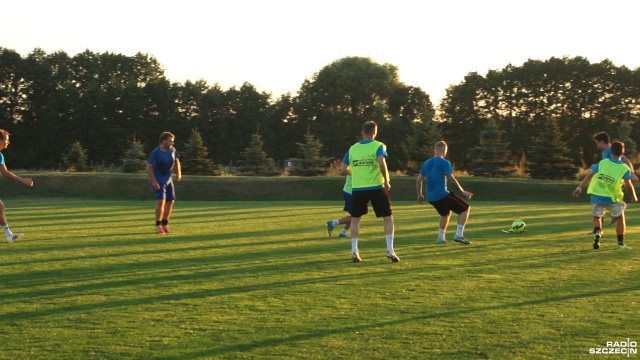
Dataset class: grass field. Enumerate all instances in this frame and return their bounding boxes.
[0,199,638,359]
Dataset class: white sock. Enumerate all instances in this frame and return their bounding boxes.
[386,234,394,252]
[438,228,446,240]
[339,229,348,236]
[456,225,465,237]
[331,220,339,226]
[351,238,358,253]
[2,225,12,238]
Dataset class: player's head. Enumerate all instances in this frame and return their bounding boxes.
[362,121,377,138]
[0,129,10,149]
[610,141,625,157]
[434,141,448,156]
[593,132,610,149]
[159,131,175,148]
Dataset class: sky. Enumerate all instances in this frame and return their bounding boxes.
[2,0,639,106]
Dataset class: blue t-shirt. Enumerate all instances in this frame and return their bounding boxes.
[419,156,453,202]
[0,152,4,165]
[342,139,387,191]
[148,146,179,185]
[589,158,631,205]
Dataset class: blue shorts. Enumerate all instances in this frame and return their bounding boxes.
[342,191,353,216]
[153,181,176,201]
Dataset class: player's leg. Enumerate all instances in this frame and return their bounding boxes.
[349,217,362,262]
[591,204,605,249]
[442,193,471,244]
[370,188,398,262]
[611,202,630,249]
[155,199,166,234]
[349,191,368,262]
[0,199,22,242]
[160,182,176,233]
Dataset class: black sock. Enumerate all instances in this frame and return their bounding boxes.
[617,235,624,246]
[162,220,168,226]
[594,227,601,233]
[156,221,161,226]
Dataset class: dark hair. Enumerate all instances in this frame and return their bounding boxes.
[610,141,625,157]
[362,121,377,135]
[159,132,175,143]
[592,131,610,144]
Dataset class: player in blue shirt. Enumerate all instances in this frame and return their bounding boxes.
[0,129,34,242]
[416,141,473,245]
[147,132,181,234]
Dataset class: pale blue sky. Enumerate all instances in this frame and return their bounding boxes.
[2,0,638,105]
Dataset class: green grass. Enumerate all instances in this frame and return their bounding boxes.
[0,199,638,359]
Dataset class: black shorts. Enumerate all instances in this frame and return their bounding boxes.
[352,188,392,218]
[429,192,469,217]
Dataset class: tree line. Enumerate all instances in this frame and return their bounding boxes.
[1,47,638,179]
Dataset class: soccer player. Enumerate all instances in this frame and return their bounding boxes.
[593,132,638,182]
[416,141,473,245]
[340,121,399,263]
[573,141,637,250]
[590,132,639,236]
[147,132,182,234]
[326,174,352,238]
[0,129,34,242]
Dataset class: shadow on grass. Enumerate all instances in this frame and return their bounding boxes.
[153,285,640,359]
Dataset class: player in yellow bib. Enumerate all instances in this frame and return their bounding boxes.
[340,121,398,263]
[573,141,638,249]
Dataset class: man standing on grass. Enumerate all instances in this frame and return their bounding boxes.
[573,141,637,250]
[0,129,34,243]
[416,141,473,245]
[147,132,181,235]
[340,121,399,263]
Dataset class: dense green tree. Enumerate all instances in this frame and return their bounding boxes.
[526,119,578,180]
[294,57,408,163]
[468,119,516,177]
[439,56,640,171]
[237,133,278,176]
[401,120,441,175]
[287,132,331,176]
[617,120,637,156]
[63,141,89,172]
[180,128,220,175]
[121,138,147,173]
[438,72,490,169]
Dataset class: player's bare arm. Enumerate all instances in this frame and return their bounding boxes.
[447,174,472,199]
[378,155,390,191]
[0,164,33,187]
[416,174,425,204]
[146,164,160,190]
[573,171,595,197]
[623,179,638,202]
[175,158,182,182]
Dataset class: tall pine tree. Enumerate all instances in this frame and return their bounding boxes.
[401,120,441,175]
[181,128,220,175]
[121,138,147,173]
[237,134,278,176]
[468,119,516,177]
[288,133,331,176]
[526,119,578,180]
